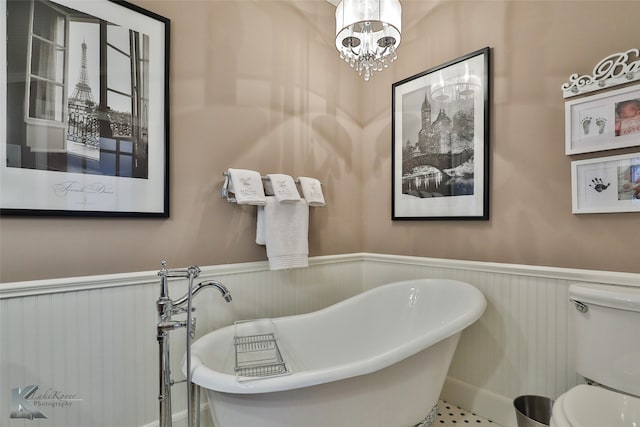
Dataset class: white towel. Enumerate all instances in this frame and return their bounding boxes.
[297,177,325,207]
[265,174,301,203]
[227,168,266,205]
[256,197,309,270]
[256,206,266,245]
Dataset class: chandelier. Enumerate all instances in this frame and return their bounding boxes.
[335,0,402,81]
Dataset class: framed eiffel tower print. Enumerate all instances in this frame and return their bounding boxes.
[1,0,170,217]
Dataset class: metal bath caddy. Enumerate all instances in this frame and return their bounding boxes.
[234,320,291,381]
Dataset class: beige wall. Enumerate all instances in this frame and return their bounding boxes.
[0,0,363,282]
[1,0,638,282]
[362,0,639,273]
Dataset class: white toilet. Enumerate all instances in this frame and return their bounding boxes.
[550,283,640,427]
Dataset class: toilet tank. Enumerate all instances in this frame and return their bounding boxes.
[569,283,640,397]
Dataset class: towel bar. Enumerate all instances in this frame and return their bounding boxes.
[222,171,320,185]
[221,171,324,205]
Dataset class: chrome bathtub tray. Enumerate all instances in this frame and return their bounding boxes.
[234,320,290,381]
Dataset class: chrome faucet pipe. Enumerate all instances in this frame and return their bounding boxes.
[156,261,232,427]
[158,263,201,427]
[185,279,232,427]
[157,320,188,332]
[172,280,233,308]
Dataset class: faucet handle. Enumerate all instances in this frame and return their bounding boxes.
[187,265,201,278]
[171,306,196,316]
[158,260,168,277]
[171,306,186,315]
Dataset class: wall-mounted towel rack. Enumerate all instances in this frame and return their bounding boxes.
[221,171,324,206]
[222,171,311,184]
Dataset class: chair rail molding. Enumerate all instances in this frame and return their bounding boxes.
[2,253,637,299]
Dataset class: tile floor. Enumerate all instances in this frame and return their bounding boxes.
[434,400,502,426]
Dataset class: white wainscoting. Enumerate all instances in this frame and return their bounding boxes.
[360,253,640,427]
[0,255,363,427]
[1,253,638,427]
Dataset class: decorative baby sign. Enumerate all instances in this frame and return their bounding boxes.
[562,48,640,98]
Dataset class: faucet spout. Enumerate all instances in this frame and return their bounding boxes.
[172,280,232,307]
[206,280,233,303]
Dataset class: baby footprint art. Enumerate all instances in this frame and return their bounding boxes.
[589,177,610,192]
[581,117,592,135]
[596,117,606,134]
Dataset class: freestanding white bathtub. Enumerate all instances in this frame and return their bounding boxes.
[186,279,486,427]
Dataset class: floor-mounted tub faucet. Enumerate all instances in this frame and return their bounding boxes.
[156,261,232,427]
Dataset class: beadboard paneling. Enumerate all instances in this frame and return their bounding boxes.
[361,259,574,398]
[1,254,638,427]
[360,254,639,426]
[0,257,363,427]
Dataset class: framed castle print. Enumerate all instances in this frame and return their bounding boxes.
[392,47,490,220]
[1,0,170,217]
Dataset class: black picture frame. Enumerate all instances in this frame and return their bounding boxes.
[1,0,170,217]
[392,47,490,220]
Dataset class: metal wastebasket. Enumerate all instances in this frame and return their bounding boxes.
[513,395,554,427]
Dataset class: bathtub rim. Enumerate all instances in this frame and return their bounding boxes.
[186,278,486,394]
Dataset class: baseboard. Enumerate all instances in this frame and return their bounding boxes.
[144,379,513,427]
[440,376,517,427]
[141,402,212,427]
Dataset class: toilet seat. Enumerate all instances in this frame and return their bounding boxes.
[551,384,640,427]
[549,393,570,427]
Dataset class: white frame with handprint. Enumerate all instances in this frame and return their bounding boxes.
[571,152,640,214]
[565,84,640,155]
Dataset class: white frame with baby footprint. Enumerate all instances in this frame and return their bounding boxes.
[565,84,640,155]
[571,152,640,214]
